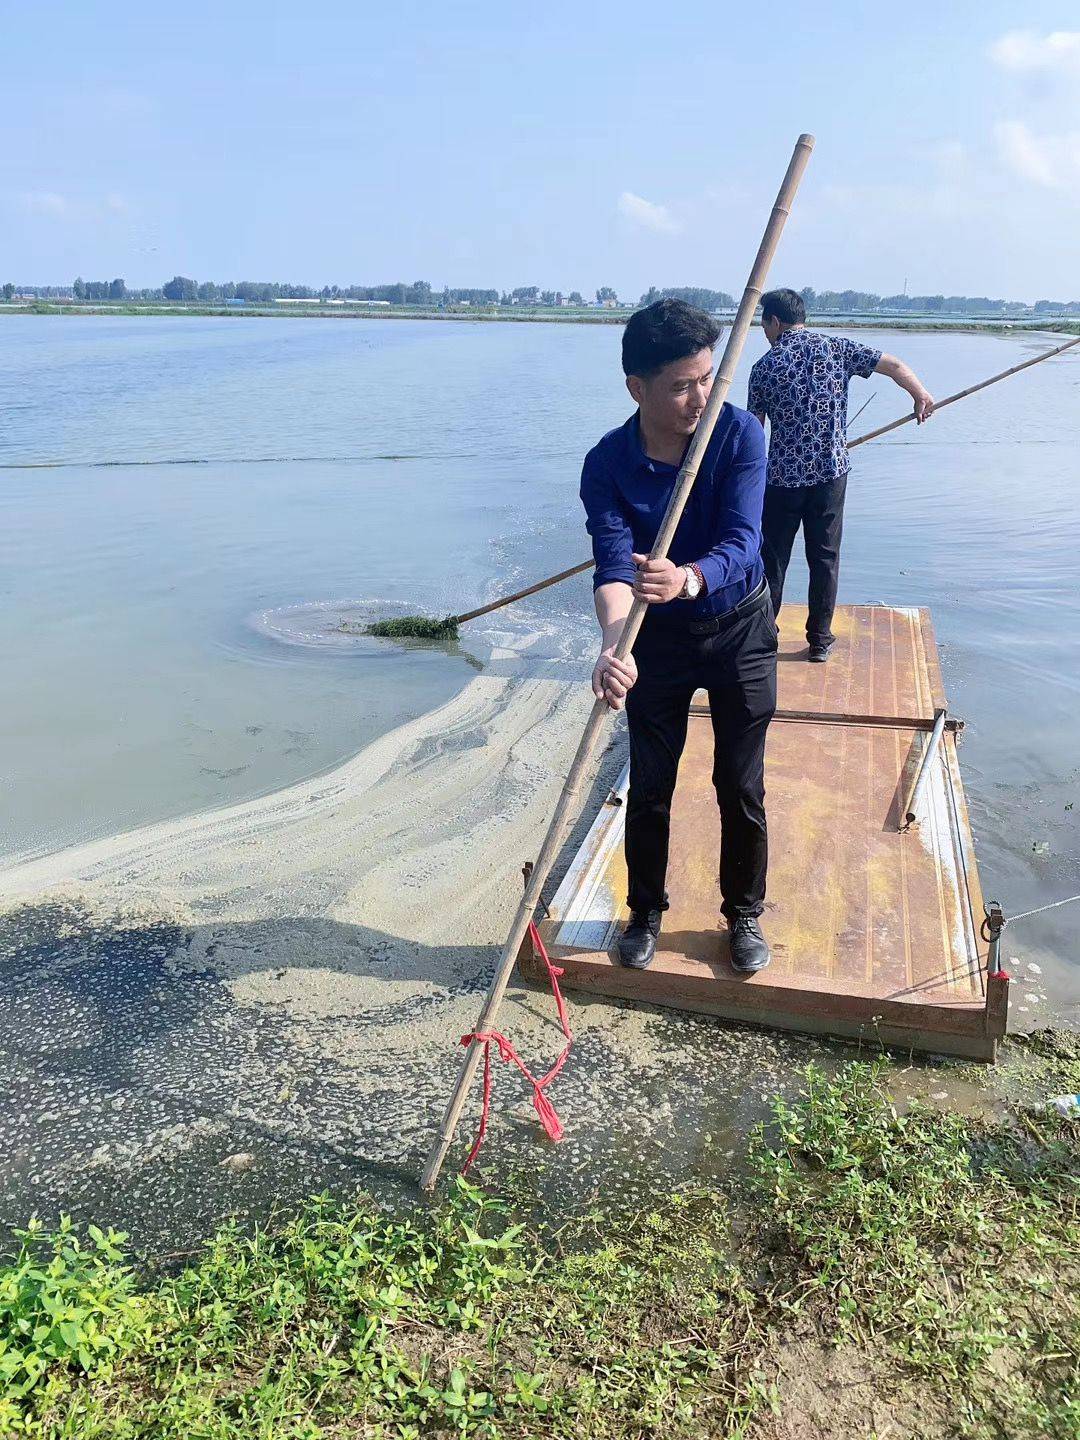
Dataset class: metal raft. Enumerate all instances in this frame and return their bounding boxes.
[520,604,1008,1062]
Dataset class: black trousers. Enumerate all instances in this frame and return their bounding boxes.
[761,474,847,648]
[624,590,777,922]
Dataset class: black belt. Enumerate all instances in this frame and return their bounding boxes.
[683,577,770,636]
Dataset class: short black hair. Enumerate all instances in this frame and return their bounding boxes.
[761,288,806,326]
[622,298,721,378]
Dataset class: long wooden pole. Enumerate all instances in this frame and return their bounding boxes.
[420,133,816,1191]
[848,332,1080,449]
[453,560,593,625]
[449,335,1079,629]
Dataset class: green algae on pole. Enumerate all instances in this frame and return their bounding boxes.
[360,558,594,642]
[361,615,460,640]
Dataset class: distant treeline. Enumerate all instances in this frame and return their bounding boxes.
[4,277,1080,317]
[792,286,1080,316]
[638,287,736,310]
[2,278,596,307]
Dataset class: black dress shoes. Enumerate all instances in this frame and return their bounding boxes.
[729,916,771,973]
[808,641,833,663]
[617,909,662,969]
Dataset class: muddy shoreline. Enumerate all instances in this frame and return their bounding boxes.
[0,672,1067,1259]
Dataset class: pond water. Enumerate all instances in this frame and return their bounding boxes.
[0,315,1077,1248]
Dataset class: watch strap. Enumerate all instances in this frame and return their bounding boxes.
[689,562,707,596]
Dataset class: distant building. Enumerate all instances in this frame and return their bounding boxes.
[225,298,246,307]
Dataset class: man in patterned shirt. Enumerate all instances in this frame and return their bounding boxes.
[748,289,934,661]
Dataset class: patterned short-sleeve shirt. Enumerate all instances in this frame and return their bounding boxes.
[747,328,881,487]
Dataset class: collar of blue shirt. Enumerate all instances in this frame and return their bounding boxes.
[622,411,700,475]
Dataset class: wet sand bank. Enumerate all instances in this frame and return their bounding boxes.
[0,673,1029,1257]
[3,674,791,1251]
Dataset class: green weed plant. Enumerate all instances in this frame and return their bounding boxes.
[753,1061,1079,1437]
[363,616,460,641]
[1,1059,1076,1438]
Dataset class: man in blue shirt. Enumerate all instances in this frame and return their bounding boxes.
[748,288,934,661]
[580,299,776,974]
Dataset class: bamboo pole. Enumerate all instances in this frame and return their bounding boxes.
[848,333,1080,449]
[454,559,593,625]
[447,334,1080,632]
[420,133,816,1191]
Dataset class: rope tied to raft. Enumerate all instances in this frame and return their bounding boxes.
[459,920,572,1175]
[979,889,1080,983]
[980,890,1080,944]
[1000,891,1080,926]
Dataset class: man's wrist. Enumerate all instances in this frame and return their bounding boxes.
[679,562,707,599]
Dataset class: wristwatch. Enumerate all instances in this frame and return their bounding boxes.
[680,564,703,600]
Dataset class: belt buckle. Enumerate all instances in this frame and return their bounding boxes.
[688,615,719,637]
[688,581,765,637]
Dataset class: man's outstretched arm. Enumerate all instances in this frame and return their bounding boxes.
[875,353,935,422]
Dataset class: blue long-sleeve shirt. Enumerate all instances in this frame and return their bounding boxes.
[579,405,766,622]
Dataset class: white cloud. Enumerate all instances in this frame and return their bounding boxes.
[995,120,1080,188]
[989,29,1080,75]
[21,191,69,217]
[15,190,134,222]
[987,29,1080,200]
[617,191,681,235]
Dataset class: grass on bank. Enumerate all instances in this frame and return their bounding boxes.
[2,1050,1077,1439]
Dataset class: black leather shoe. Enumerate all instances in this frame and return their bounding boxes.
[808,642,833,663]
[617,909,662,969]
[729,916,771,973]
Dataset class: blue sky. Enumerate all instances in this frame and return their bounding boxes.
[3,1,1078,299]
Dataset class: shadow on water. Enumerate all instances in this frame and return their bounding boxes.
[356,628,488,673]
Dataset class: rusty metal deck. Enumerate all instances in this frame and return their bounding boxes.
[522,605,1007,1061]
